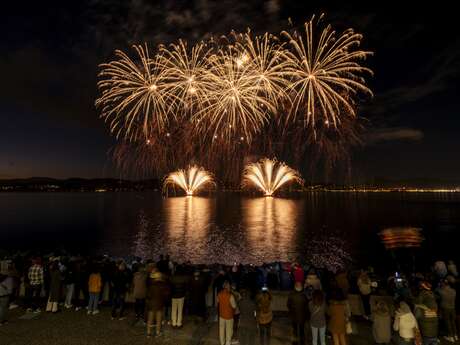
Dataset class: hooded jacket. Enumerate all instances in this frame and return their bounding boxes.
[393,302,417,340]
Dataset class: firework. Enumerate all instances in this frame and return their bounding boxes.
[282,14,373,130]
[164,165,215,196]
[159,40,214,115]
[193,44,274,144]
[242,158,303,196]
[96,15,373,182]
[96,44,175,141]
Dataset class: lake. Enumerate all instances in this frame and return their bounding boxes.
[1,192,459,271]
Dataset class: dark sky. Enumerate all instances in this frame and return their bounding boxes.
[1,1,459,183]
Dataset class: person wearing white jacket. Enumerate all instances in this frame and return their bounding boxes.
[393,301,417,344]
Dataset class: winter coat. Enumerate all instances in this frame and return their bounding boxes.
[170,273,189,299]
[357,274,372,295]
[415,290,438,338]
[112,269,131,294]
[309,301,326,328]
[231,289,242,315]
[287,291,309,324]
[146,278,170,312]
[335,272,349,296]
[218,289,236,320]
[328,300,349,335]
[293,266,305,284]
[48,268,62,302]
[280,270,293,290]
[438,285,456,310]
[88,273,102,293]
[372,310,392,343]
[189,273,208,315]
[64,266,75,285]
[256,291,273,325]
[393,304,417,340]
[0,276,14,297]
[132,271,147,299]
[414,304,438,338]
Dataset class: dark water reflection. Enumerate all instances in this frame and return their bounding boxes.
[1,192,460,269]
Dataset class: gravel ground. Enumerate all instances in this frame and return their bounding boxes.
[0,302,453,345]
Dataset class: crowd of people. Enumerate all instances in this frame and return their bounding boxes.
[0,252,459,345]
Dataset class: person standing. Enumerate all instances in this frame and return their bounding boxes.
[46,261,62,313]
[170,265,188,328]
[371,300,391,345]
[305,269,322,291]
[357,270,372,319]
[0,268,14,325]
[132,265,147,321]
[189,270,209,320]
[309,290,326,345]
[28,258,44,313]
[335,270,350,297]
[256,287,273,345]
[287,282,308,345]
[146,271,170,337]
[217,281,237,345]
[63,261,75,309]
[231,283,242,342]
[73,260,88,311]
[328,289,350,345]
[415,281,439,345]
[393,301,417,345]
[437,277,457,342]
[111,262,131,320]
[87,267,102,315]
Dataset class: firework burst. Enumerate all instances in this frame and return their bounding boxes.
[159,40,214,115]
[193,45,274,144]
[164,165,215,196]
[282,14,373,130]
[242,158,303,196]
[96,15,373,182]
[96,44,176,141]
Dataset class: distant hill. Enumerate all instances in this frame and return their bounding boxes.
[0,177,161,191]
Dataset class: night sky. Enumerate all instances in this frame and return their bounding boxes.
[1,1,459,183]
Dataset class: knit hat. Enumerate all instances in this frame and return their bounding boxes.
[420,281,432,291]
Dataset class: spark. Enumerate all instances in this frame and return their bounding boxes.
[95,44,174,141]
[242,158,303,196]
[163,166,215,196]
[96,15,373,183]
[282,14,373,129]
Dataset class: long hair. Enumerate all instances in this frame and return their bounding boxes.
[312,290,324,306]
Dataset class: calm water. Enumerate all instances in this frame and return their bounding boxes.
[1,192,460,270]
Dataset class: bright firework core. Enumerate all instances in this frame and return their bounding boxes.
[164,166,215,196]
[242,158,303,196]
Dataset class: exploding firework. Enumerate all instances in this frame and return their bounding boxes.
[193,45,274,143]
[163,166,215,196]
[282,14,373,130]
[158,40,214,116]
[96,44,175,141]
[242,158,303,196]
[96,15,373,182]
